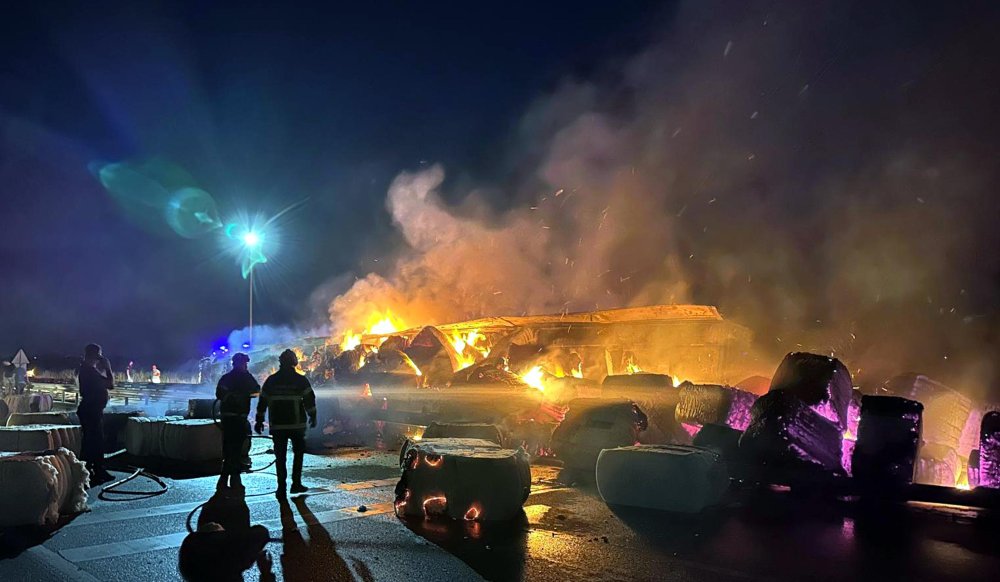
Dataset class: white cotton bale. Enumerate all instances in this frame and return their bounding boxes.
[161,419,223,462]
[7,412,78,427]
[0,448,89,527]
[0,424,82,456]
[596,445,729,513]
[4,395,33,416]
[125,416,182,457]
[30,393,54,413]
[396,439,530,521]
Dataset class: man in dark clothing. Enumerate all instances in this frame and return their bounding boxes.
[77,343,114,484]
[216,353,260,492]
[254,349,317,496]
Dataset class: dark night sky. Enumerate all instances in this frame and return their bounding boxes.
[0,1,665,365]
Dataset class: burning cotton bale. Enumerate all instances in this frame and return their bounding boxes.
[979,411,1000,489]
[596,445,729,513]
[394,438,530,521]
[968,449,980,488]
[768,352,853,431]
[674,383,758,432]
[550,398,649,473]
[451,360,526,387]
[405,326,464,385]
[851,396,922,493]
[398,437,500,468]
[884,374,971,451]
[739,390,845,481]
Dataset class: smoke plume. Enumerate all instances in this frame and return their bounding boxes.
[330,2,999,396]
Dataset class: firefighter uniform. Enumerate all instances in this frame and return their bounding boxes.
[77,354,113,482]
[216,358,260,481]
[255,351,316,494]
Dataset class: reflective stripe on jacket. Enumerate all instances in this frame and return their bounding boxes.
[255,367,316,431]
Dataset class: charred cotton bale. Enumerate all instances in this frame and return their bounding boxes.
[769,353,853,431]
[852,396,922,492]
[602,374,685,442]
[405,326,464,385]
[692,423,745,477]
[0,448,89,527]
[740,390,844,480]
[884,374,970,451]
[422,422,504,446]
[596,445,729,513]
[0,424,82,456]
[979,412,1000,489]
[675,383,758,431]
[968,449,980,488]
[398,437,501,469]
[551,399,648,473]
[395,438,530,521]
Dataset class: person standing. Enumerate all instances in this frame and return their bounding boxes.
[254,349,316,496]
[216,353,260,492]
[77,343,114,484]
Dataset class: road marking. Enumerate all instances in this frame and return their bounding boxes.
[339,478,398,490]
[23,546,103,581]
[59,502,395,563]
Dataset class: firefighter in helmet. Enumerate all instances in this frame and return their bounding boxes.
[255,349,316,496]
[216,352,260,492]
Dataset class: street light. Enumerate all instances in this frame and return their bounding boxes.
[242,231,261,348]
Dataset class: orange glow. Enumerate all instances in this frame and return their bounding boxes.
[339,310,408,351]
[521,366,545,391]
[423,453,443,468]
[464,504,482,521]
[422,495,448,516]
[450,329,490,370]
[672,376,682,387]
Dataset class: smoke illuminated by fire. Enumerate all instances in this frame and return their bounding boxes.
[325,1,999,395]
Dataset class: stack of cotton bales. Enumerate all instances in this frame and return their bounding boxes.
[0,424,82,456]
[395,438,530,521]
[0,448,89,527]
[126,417,220,462]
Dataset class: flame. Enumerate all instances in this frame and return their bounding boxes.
[338,310,408,351]
[26,369,35,378]
[464,504,482,521]
[522,366,545,391]
[571,365,583,379]
[625,362,642,374]
[672,376,682,387]
[450,329,490,370]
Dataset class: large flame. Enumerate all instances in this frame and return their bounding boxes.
[521,366,545,391]
[450,329,491,370]
[339,310,408,351]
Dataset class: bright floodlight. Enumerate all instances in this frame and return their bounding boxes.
[242,231,260,247]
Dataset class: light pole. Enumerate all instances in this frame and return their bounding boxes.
[242,231,261,348]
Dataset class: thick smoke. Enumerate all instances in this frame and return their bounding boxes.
[331,2,999,396]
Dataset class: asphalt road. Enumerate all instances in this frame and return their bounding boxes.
[2,447,999,582]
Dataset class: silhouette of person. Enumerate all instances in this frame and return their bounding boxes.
[178,491,272,581]
[255,349,317,496]
[77,343,114,484]
[216,352,260,492]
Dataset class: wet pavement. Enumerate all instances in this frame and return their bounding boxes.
[2,446,999,581]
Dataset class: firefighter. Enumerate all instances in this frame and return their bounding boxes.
[77,343,114,484]
[254,349,316,496]
[216,352,260,492]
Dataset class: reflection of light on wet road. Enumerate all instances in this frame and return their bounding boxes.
[523,504,551,524]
